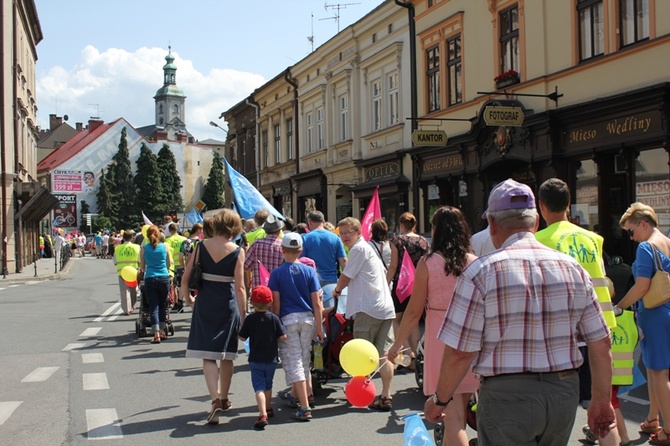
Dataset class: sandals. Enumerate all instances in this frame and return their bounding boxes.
[368,395,393,412]
[253,414,268,430]
[206,399,223,424]
[651,429,670,445]
[278,389,300,408]
[642,418,663,434]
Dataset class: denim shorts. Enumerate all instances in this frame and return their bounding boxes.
[249,361,278,392]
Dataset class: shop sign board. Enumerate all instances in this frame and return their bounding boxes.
[412,130,447,146]
[483,106,525,127]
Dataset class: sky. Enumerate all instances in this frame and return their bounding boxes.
[34,0,382,142]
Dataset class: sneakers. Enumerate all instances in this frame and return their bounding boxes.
[582,424,597,444]
[291,407,312,421]
[253,414,268,430]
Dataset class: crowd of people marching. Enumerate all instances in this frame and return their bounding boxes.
[57,177,670,445]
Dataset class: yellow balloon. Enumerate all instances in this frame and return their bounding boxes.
[120,266,138,282]
[339,338,379,377]
[141,224,150,239]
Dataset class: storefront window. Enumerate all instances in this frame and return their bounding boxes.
[574,159,599,231]
[635,148,669,235]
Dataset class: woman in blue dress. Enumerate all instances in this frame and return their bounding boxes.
[181,209,246,425]
[616,202,670,444]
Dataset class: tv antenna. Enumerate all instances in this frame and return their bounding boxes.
[307,13,315,52]
[322,2,360,33]
[88,103,103,119]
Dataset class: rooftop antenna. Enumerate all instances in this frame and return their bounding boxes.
[323,2,360,33]
[307,12,315,52]
[88,103,103,119]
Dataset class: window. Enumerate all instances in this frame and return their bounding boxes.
[426,46,440,112]
[159,104,164,114]
[499,5,519,74]
[388,24,393,34]
[286,118,293,160]
[274,124,281,163]
[620,0,649,47]
[635,148,670,235]
[388,73,399,125]
[173,104,179,114]
[339,95,348,141]
[306,113,314,153]
[578,0,604,60]
[447,34,462,106]
[372,80,382,131]
[317,108,324,149]
[262,130,268,168]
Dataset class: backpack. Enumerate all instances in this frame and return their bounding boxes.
[325,310,354,378]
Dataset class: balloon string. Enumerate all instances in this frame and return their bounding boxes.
[369,347,410,380]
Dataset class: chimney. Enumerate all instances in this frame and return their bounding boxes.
[155,130,169,141]
[76,122,83,131]
[49,114,62,129]
[88,118,104,132]
[176,133,187,142]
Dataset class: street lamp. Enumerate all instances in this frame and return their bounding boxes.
[209,121,228,134]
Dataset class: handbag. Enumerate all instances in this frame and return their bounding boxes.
[187,242,203,290]
[642,243,670,309]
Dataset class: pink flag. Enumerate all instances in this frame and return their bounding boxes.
[361,186,382,241]
[258,260,270,287]
[395,250,415,303]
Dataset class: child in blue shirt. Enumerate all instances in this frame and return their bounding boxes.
[269,233,323,421]
[239,285,286,430]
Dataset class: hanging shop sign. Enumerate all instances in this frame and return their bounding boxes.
[483,106,525,127]
[412,130,448,146]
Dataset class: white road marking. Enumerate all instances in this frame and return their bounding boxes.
[106,308,124,322]
[0,401,22,425]
[82,353,104,364]
[86,408,123,440]
[21,367,59,383]
[62,342,86,351]
[83,373,109,390]
[80,327,102,337]
[619,394,649,406]
[24,281,39,285]
[94,303,121,322]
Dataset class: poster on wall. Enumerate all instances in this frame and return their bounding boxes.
[53,194,77,228]
[52,170,97,193]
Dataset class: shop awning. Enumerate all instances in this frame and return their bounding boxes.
[351,175,410,193]
[15,185,59,223]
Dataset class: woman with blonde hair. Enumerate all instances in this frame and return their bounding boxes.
[182,209,246,425]
[616,202,670,444]
[139,225,172,344]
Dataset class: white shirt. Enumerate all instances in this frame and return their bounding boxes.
[471,228,496,256]
[54,235,64,250]
[342,237,395,320]
[102,235,109,246]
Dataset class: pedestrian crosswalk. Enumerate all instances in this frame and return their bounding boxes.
[20,367,59,383]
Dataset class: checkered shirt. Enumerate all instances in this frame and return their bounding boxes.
[438,231,610,377]
[244,234,284,288]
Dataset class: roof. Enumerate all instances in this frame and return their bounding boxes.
[37,118,126,174]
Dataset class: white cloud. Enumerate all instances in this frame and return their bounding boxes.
[37,46,265,141]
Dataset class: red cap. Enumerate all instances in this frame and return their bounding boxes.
[251,285,273,304]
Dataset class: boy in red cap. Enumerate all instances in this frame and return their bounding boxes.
[239,285,286,430]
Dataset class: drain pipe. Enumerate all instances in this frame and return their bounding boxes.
[1,0,8,277]
[284,69,299,174]
[245,97,261,189]
[13,2,23,272]
[395,0,417,132]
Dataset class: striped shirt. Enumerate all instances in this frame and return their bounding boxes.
[438,231,610,377]
[244,233,284,288]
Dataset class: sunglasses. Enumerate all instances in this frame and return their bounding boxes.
[627,221,641,238]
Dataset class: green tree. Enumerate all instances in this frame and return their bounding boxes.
[95,168,116,220]
[109,127,136,228]
[201,154,225,210]
[157,143,183,215]
[79,200,91,233]
[92,216,113,233]
[134,143,163,224]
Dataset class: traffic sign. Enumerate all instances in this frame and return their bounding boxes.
[483,106,525,127]
[194,200,206,212]
[412,130,448,146]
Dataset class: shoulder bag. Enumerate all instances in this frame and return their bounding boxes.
[642,243,670,309]
[187,242,203,290]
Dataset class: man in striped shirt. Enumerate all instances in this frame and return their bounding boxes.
[424,179,615,446]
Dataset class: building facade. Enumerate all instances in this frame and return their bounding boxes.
[1,0,50,274]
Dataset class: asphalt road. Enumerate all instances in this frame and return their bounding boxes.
[0,256,655,445]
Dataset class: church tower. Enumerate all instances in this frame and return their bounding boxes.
[154,46,187,139]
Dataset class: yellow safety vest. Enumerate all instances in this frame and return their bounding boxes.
[165,234,186,268]
[536,221,617,328]
[115,242,140,275]
[611,310,637,385]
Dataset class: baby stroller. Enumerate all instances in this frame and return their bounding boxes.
[134,281,175,338]
[312,290,354,388]
[433,391,478,446]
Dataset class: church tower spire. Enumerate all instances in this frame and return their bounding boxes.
[154,46,187,139]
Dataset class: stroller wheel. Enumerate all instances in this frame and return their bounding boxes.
[168,325,175,336]
[135,320,140,335]
[434,419,444,446]
[414,352,424,389]
[469,439,478,446]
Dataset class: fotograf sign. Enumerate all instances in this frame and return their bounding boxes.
[412,130,447,146]
[483,106,524,127]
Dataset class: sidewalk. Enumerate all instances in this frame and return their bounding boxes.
[0,255,74,284]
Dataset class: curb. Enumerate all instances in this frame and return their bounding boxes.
[0,257,74,285]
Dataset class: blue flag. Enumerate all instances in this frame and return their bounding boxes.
[403,413,435,446]
[223,157,283,220]
[183,209,203,228]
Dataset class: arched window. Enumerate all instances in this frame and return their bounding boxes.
[159,104,163,114]
[173,104,179,114]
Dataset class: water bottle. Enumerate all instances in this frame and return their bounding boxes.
[313,338,324,370]
[395,353,412,368]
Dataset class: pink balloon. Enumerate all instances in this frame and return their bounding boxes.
[345,376,376,407]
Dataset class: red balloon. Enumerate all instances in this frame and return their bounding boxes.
[345,376,376,407]
[125,280,138,288]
